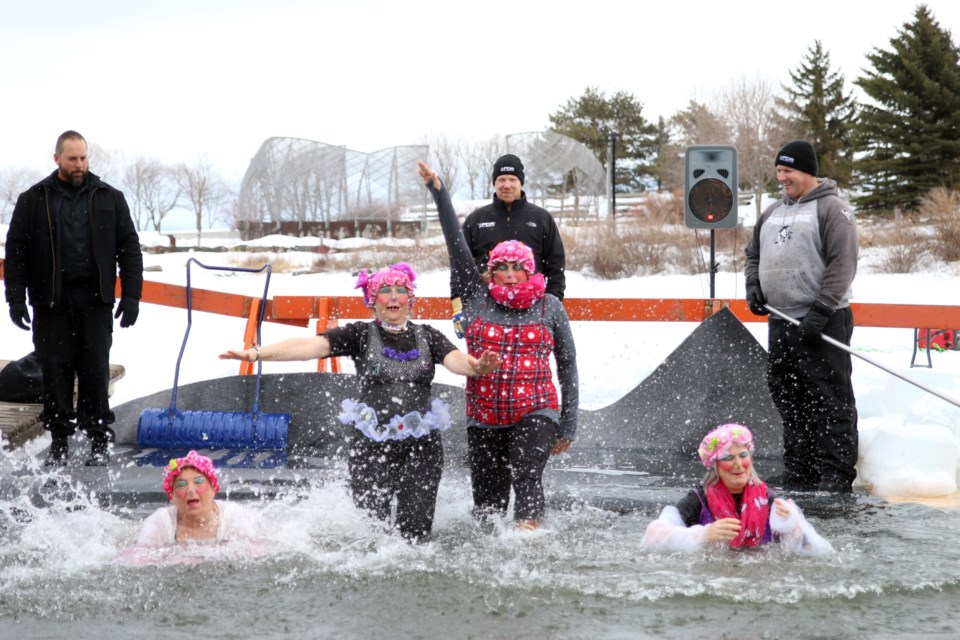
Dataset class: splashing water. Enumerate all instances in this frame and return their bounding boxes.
[1,446,959,639]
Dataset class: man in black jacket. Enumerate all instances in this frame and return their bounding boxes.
[461,154,566,299]
[5,130,143,465]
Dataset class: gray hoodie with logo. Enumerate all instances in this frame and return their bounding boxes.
[744,178,858,319]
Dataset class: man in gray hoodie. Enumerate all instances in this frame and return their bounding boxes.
[744,141,859,494]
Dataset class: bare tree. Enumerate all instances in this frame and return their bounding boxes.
[219,194,241,230]
[424,134,463,197]
[122,156,182,232]
[660,100,734,193]
[177,156,227,243]
[216,181,239,229]
[462,135,505,200]
[719,76,779,218]
[0,168,43,224]
[88,142,124,185]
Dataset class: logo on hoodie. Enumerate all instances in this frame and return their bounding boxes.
[775,224,793,246]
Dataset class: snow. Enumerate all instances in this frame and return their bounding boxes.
[2,228,960,498]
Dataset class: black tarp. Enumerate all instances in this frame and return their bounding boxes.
[0,351,43,403]
[112,308,781,477]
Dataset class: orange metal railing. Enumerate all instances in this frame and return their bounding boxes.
[1,258,957,375]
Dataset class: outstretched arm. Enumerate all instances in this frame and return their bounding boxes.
[219,335,332,363]
[442,349,500,377]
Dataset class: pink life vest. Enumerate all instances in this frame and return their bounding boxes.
[465,300,559,425]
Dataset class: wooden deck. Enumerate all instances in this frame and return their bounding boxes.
[0,360,126,449]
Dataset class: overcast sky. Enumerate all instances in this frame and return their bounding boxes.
[3,0,958,183]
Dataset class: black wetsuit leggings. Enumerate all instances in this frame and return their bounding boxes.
[347,430,443,541]
[467,414,558,522]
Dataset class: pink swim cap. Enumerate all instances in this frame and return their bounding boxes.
[163,450,220,498]
[697,423,755,467]
[487,240,536,275]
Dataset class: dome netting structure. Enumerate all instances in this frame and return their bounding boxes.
[238,137,429,239]
[506,130,607,219]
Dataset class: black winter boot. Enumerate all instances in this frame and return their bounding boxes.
[45,435,69,466]
[85,436,111,466]
[816,478,853,494]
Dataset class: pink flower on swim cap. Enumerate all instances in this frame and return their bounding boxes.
[355,262,417,307]
[487,240,535,275]
[163,450,220,498]
[698,423,755,468]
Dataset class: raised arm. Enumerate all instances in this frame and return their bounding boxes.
[418,161,480,298]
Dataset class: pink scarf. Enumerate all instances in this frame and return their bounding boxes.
[487,273,546,310]
[704,479,770,548]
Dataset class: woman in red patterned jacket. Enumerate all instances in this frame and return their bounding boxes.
[419,161,579,531]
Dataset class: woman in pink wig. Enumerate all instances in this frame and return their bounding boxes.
[220,263,499,541]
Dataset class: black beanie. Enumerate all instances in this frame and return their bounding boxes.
[775,141,818,176]
[492,154,524,185]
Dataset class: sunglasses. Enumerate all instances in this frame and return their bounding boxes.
[493,263,527,272]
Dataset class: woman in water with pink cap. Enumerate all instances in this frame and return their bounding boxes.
[640,424,833,554]
[135,450,262,545]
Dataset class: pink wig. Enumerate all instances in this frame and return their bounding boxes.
[354,262,417,307]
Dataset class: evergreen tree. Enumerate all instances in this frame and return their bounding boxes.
[549,87,657,191]
[649,116,672,193]
[775,40,857,189]
[854,4,960,212]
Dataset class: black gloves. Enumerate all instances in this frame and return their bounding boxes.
[9,302,31,330]
[797,301,833,346]
[114,297,140,328]
[745,278,768,315]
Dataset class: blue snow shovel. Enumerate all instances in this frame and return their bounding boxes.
[137,258,291,454]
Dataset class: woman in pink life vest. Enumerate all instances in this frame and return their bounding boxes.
[420,161,579,531]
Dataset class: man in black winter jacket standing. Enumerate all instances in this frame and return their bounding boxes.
[4,130,143,465]
[461,154,566,300]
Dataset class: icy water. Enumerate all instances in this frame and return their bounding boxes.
[1,449,959,640]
